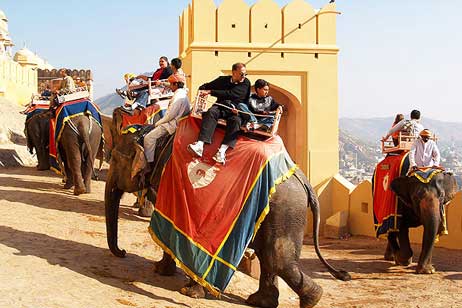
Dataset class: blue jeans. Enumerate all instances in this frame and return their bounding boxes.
[134,89,149,107]
[237,103,275,127]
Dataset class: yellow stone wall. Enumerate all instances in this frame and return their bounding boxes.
[0,57,37,105]
[179,0,340,189]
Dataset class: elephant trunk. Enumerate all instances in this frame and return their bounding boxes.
[305,181,351,281]
[105,168,126,257]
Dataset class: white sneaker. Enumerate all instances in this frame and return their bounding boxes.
[213,151,226,165]
[188,142,203,157]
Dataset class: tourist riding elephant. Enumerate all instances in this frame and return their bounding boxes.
[58,114,102,195]
[386,171,458,274]
[25,110,51,171]
[105,132,351,308]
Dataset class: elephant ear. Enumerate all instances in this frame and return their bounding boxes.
[443,173,459,204]
[131,143,147,180]
[390,176,413,206]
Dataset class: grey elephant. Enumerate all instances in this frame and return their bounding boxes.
[25,110,51,171]
[105,131,350,308]
[58,113,103,195]
[387,171,458,274]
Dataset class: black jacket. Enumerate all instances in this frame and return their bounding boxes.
[247,93,280,113]
[199,76,251,107]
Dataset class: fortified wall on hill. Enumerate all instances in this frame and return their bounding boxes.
[177,0,462,249]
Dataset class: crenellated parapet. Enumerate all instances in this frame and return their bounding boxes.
[179,0,339,56]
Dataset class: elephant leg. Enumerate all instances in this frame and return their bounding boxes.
[81,150,93,193]
[138,189,154,217]
[61,152,74,189]
[246,265,279,308]
[396,227,413,266]
[384,242,394,261]
[278,265,323,308]
[179,279,206,299]
[387,232,400,263]
[66,143,86,195]
[416,200,440,274]
[153,251,176,276]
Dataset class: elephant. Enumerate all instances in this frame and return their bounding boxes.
[105,131,351,308]
[386,171,458,274]
[104,106,163,216]
[58,113,103,195]
[25,110,51,171]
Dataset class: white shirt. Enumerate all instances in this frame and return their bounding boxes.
[409,137,441,168]
[155,88,191,134]
[387,119,424,137]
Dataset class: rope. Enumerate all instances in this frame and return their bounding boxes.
[205,100,277,118]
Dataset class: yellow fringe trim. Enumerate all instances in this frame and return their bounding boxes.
[148,227,221,298]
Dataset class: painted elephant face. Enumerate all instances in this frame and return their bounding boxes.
[110,135,142,192]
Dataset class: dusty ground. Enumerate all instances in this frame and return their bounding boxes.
[0,166,461,308]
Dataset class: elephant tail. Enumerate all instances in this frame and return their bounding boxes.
[305,180,352,281]
[105,166,126,258]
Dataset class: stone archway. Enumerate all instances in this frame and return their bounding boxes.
[266,84,307,173]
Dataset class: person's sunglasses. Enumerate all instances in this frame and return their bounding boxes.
[240,72,247,77]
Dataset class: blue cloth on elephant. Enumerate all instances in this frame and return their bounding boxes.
[50,99,103,174]
[408,167,444,184]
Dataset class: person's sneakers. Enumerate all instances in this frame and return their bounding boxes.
[116,88,127,98]
[245,122,256,132]
[188,142,203,157]
[213,150,226,165]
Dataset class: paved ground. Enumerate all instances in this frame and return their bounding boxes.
[0,166,461,308]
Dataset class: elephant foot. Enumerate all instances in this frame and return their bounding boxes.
[394,254,412,266]
[300,283,323,308]
[63,182,74,189]
[416,264,436,274]
[138,201,154,217]
[246,287,279,308]
[180,283,206,299]
[384,246,394,261]
[73,187,86,196]
[153,256,176,276]
[132,200,141,208]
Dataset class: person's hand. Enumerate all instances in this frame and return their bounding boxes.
[231,107,238,115]
[199,90,211,96]
[262,111,269,115]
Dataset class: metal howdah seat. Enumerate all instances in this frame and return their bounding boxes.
[191,90,282,138]
[127,77,174,101]
[381,132,437,154]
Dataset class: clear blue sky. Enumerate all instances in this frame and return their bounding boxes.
[2,1,461,121]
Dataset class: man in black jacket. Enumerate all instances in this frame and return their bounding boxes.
[188,62,251,164]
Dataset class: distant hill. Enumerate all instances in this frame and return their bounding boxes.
[95,92,123,115]
[339,117,462,147]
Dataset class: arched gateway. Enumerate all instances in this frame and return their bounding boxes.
[179,0,340,190]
